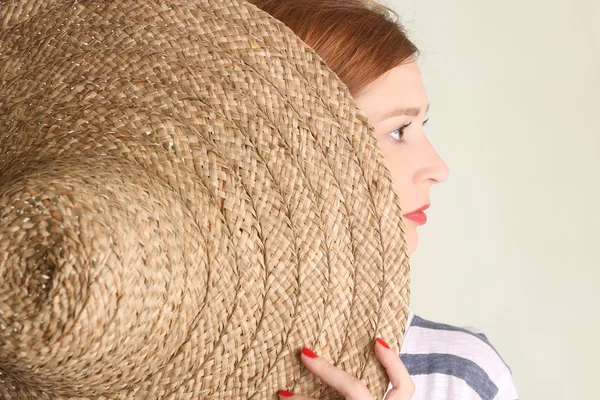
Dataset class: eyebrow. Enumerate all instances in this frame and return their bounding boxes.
[376,103,430,123]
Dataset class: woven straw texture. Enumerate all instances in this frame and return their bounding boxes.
[0,0,411,398]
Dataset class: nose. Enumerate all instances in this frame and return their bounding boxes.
[415,136,449,185]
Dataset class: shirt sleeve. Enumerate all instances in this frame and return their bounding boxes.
[390,313,518,400]
[493,368,520,400]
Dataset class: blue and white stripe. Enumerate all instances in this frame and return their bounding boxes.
[382,312,519,400]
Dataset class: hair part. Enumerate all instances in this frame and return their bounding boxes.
[246,0,419,97]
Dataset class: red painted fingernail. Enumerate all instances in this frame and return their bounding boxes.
[279,390,294,397]
[376,338,390,349]
[301,347,318,358]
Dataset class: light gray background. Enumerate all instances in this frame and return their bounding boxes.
[383,0,600,398]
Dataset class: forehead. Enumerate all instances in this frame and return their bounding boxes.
[354,61,428,122]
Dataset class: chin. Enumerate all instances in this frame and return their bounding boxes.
[405,224,418,255]
[407,239,417,255]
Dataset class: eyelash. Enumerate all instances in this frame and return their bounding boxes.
[388,118,429,145]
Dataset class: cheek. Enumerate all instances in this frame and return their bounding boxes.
[376,140,416,210]
[386,158,415,209]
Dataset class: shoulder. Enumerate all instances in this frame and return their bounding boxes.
[399,313,518,400]
[401,312,510,371]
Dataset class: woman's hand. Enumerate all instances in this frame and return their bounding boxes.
[278,338,415,400]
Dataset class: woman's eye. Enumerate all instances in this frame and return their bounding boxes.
[389,122,411,144]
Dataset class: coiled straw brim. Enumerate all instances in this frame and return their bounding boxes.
[0,0,411,398]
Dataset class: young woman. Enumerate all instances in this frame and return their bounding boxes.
[247,1,520,399]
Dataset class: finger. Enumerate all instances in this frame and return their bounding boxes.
[299,347,370,399]
[374,338,415,399]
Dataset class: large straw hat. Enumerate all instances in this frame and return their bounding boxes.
[0,0,411,398]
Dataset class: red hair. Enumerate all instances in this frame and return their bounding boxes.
[246,0,419,97]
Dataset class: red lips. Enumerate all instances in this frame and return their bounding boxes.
[404,204,430,225]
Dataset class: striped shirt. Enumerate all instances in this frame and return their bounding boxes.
[383,312,519,400]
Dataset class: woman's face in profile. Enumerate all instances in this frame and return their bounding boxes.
[354,59,449,254]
